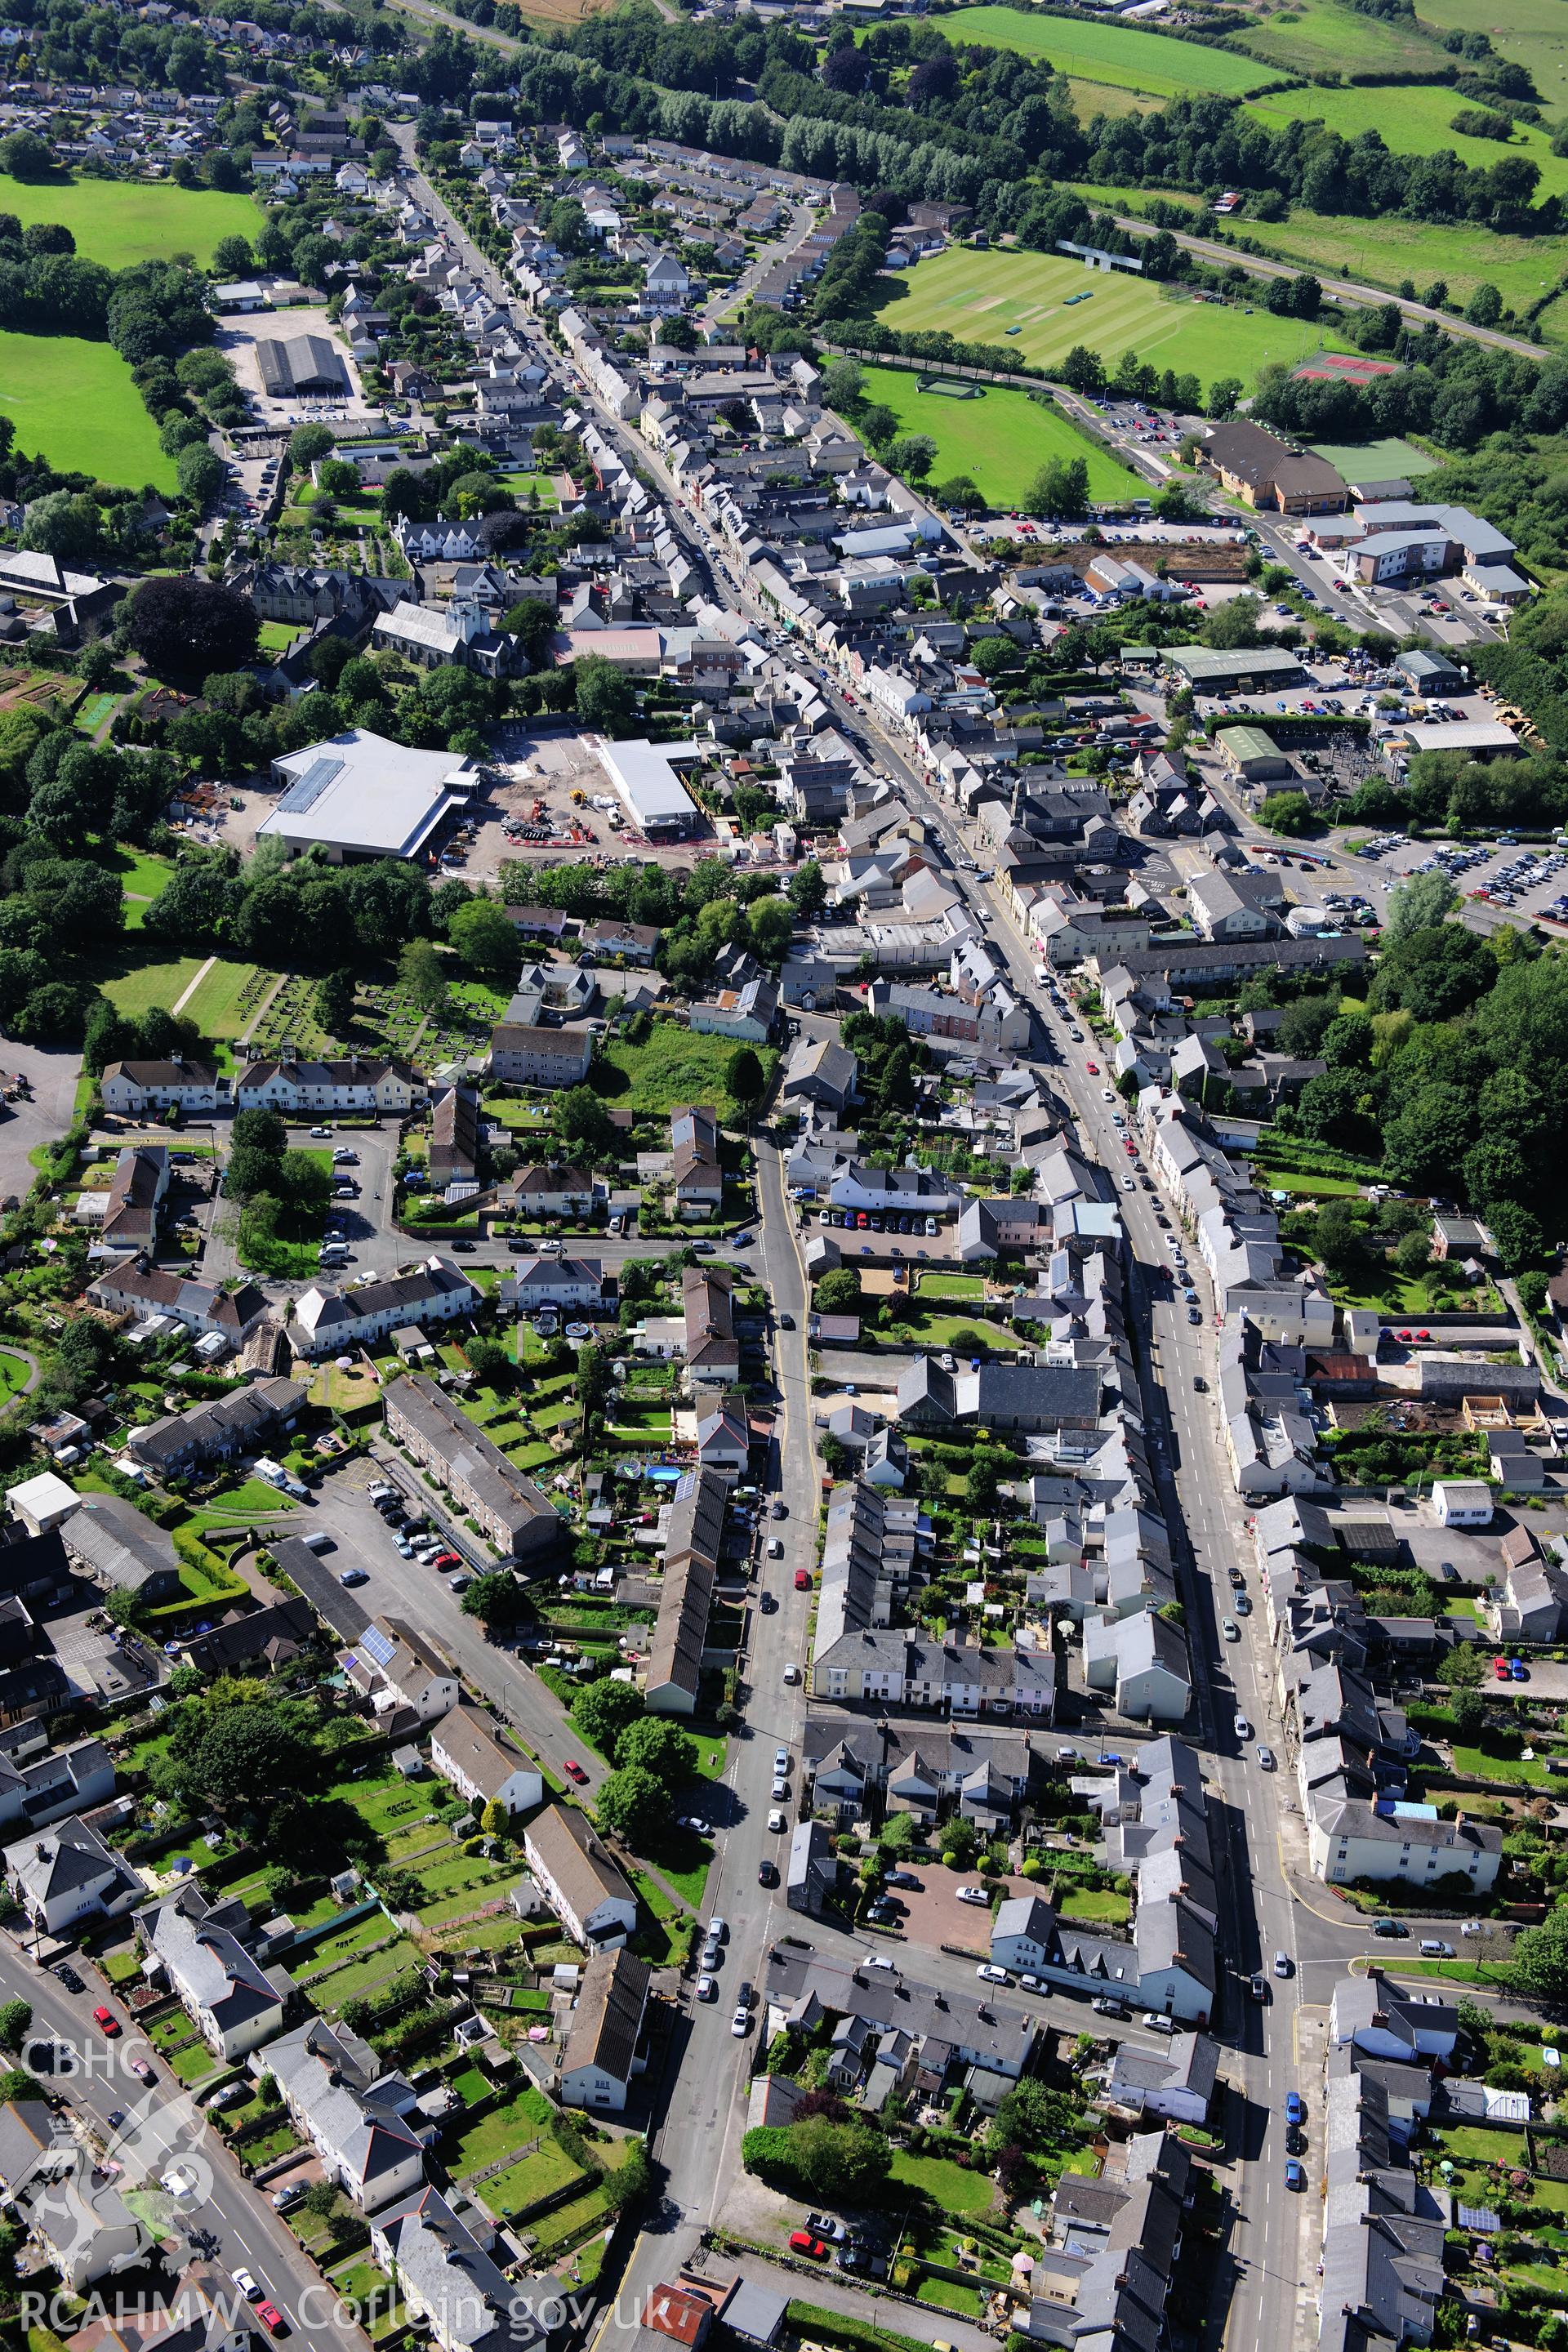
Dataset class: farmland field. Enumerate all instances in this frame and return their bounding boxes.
[1227,0,1451,74]
[874,247,1353,399]
[857,365,1142,505]
[1066,76,1160,119]
[0,331,176,489]
[926,7,1276,93]
[1244,81,1568,199]
[1218,205,1568,319]
[0,174,263,268]
[1060,173,1568,319]
[1415,0,1568,111]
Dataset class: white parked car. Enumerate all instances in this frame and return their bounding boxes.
[956,1886,991,1907]
[232,2272,262,2303]
[1233,1713,1252,1741]
[977,1963,1010,1985]
[782,1664,800,1685]
[1140,2013,1177,2035]
[767,1810,786,1833]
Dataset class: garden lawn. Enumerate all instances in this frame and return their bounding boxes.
[923,6,1273,91]
[258,621,300,653]
[306,1937,422,2011]
[888,1308,1013,1349]
[875,249,1354,405]
[1449,1744,1561,1788]
[1058,1886,1132,1924]
[916,2280,986,2318]
[596,1025,777,1120]
[481,2140,584,2218]
[889,2148,996,2213]
[0,330,176,490]
[857,365,1139,507]
[450,2084,555,2174]
[198,1477,298,1519]
[915,1272,988,1299]
[0,174,262,267]
[1244,82,1568,199]
[1439,2124,1525,2164]
[0,1349,29,1405]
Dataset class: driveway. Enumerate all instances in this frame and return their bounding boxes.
[0,1041,81,1206]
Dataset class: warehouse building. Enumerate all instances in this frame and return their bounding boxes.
[256,333,350,399]
[1164,645,1307,694]
[259,729,479,862]
[598,737,704,841]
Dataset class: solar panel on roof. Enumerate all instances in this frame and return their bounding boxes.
[278,755,344,815]
[360,1624,397,1668]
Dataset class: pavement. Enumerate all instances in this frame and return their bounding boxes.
[0,1044,82,1209]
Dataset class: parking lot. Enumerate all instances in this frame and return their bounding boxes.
[871,1862,1034,1957]
[1371,835,1568,931]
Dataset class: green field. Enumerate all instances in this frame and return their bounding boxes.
[1233,206,1567,318]
[181,959,261,1040]
[0,331,176,490]
[875,247,1352,399]
[1228,0,1451,75]
[0,174,263,269]
[858,364,1142,504]
[1063,173,1568,320]
[0,1349,30,1405]
[1066,76,1161,119]
[596,1025,777,1120]
[1416,0,1568,111]
[1305,436,1438,483]
[1245,80,1568,199]
[926,6,1275,92]
[102,953,204,1020]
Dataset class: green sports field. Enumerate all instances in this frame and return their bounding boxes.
[874,247,1353,400]
[1227,0,1450,76]
[1245,80,1568,200]
[858,365,1142,505]
[0,331,176,489]
[926,5,1275,91]
[1305,436,1437,483]
[0,175,262,269]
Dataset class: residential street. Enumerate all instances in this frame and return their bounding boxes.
[0,1947,372,2352]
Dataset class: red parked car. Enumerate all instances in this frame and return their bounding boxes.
[91,2007,120,2038]
[255,2305,288,2337]
[1493,1656,1513,1681]
[794,1569,812,1591]
[788,2232,829,2260]
[564,1759,589,1784]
